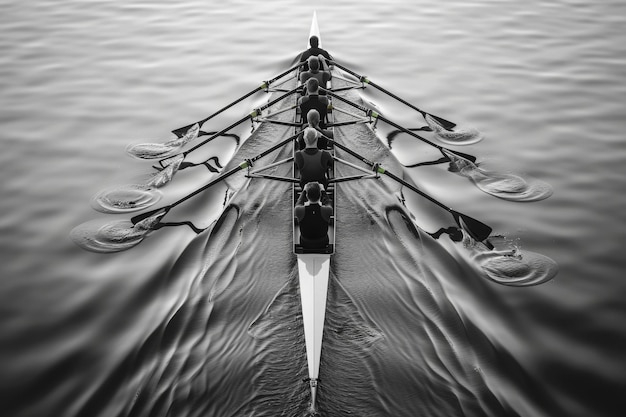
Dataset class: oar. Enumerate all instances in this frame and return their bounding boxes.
[131,132,299,226]
[326,138,492,242]
[171,62,304,137]
[160,86,301,166]
[324,89,477,163]
[331,61,456,130]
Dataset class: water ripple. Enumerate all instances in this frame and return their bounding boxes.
[126,123,199,160]
[445,150,554,202]
[470,236,559,286]
[91,184,162,213]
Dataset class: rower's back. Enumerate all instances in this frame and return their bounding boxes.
[295,128,332,188]
[300,56,331,92]
[299,78,329,129]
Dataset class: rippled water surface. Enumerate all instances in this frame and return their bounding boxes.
[2,1,626,416]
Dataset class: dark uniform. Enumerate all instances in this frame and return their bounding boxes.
[298,94,329,129]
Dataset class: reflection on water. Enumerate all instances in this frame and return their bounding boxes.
[3,1,626,416]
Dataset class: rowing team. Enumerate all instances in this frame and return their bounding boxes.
[293,35,336,250]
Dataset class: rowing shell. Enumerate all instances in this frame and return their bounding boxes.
[293,11,335,414]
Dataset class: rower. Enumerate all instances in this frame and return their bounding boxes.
[297,109,333,150]
[295,128,333,189]
[300,55,331,93]
[298,78,330,129]
[295,181,333,249]
[299,35,332,69]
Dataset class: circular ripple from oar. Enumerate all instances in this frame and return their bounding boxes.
[473,247,559,286]
[91,185,162,213]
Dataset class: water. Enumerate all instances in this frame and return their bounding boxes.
[2,1,626,416]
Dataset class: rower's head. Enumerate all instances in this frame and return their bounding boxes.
[309,36,319,48]
[307,109,320,127]
[306,77,319,94]
[303,127,319,148]
[307,56,320,72]
[304,182,322,203]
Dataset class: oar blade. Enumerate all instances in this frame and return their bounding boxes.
[130,207,167,226]
[172,123,198,138]
[452,210,492,242]
[425,113,456,131]
[447,149,477,163]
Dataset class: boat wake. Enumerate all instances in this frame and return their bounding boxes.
[248,271,383,416]
[444,150,554,202]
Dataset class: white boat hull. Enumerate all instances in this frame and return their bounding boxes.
[297,254,330,379]
[297,253,330,412]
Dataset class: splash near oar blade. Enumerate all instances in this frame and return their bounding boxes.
[126,123,200,160]
[425,114,483,146]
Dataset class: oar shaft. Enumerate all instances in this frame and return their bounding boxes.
[333,62,424,115]
[332,62,456,130]
[180,87,300,159]
[327,138,491,241]
[251,132,299,162]
[182,114,251,157]
[327,138,450,211]
[268,62,304,83]
[199,86,262,124]
[130,161,247,224]
[133,133,298,225]
[325,90,476,163]
[172,62,303,137]
[326,90,438,149]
